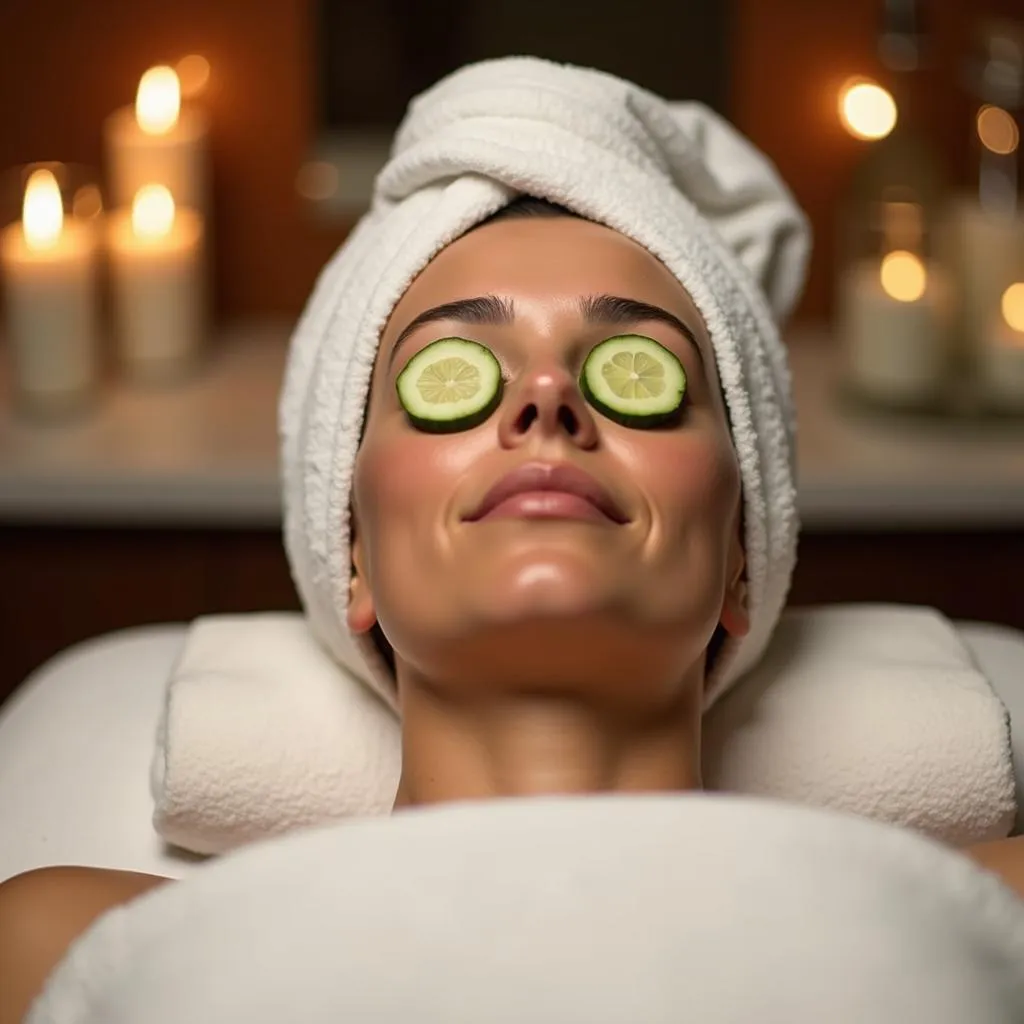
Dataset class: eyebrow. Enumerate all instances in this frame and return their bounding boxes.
[388,293,703,368]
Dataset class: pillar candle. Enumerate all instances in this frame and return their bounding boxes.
[106,184,205,380]
[940,196,1024,353]
[104,65,209,214]
[840,251,952,408]
[0,168,99,409]
[979,283,1024,413]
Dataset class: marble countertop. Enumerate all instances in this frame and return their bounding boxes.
[2,322,1023,531]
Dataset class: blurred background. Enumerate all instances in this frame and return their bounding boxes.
[0,0,1022,704]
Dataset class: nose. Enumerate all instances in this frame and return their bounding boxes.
[496,361,600,449]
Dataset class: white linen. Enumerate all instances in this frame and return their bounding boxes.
[28,795,1024,1024]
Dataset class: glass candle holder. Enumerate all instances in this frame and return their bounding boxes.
[838,190,953,410]
[979,281,1024,414]
[941,21,1024,370]
[0,162,105,415]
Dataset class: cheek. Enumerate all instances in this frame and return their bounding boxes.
[352,421,491,560]
[626,429,740,529]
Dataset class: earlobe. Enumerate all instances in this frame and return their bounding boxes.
[719,578,750,639]
[720,535,750,639]
[346,576,377,635]
[346,534,377,635]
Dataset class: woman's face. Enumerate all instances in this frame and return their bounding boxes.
[349,215,747,710]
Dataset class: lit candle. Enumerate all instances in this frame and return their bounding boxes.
[106,184,205,379]
[979,283,1024,413]
[840,249,952,408]
[940,197,1024,354]
[104,65,209,213]
[0,168,100,409]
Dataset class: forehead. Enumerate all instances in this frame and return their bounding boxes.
[382,217,711,349]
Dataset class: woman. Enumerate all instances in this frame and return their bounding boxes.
[2,59,1024,1022]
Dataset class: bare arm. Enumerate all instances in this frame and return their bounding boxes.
[965,836,1024,900]
[0,866,170,1024]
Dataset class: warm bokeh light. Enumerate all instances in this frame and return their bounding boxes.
[136,66,181,135]
[72,184,103,220]
[22,168,64,250]
[977,104,1020,156]
[880,249,926,302]
[295,160,340,201]
[132,184,176,239]
[176,54,210,99]
[1002,283,1024,333]
[839,79,897,140]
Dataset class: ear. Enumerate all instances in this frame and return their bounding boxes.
[719,527,750,639]
[346,517,377,635]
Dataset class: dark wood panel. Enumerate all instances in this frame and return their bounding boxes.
[791,530,1024,631]
[0,526,300,708]
[2,525,1022,712]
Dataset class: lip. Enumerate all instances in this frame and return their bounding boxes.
[464,462,629,525]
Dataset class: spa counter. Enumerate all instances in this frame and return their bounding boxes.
[1,322,1023,531]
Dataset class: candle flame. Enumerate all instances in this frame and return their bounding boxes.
[880,250,926,303]
[22,169,64,250]
[132,184,176,239]
[136,65,181,135]
[839,79,897,141]
[1002,283,1024,333]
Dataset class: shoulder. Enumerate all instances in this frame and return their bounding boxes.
[0,866,170,1024]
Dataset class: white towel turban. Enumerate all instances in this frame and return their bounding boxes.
[280,56,811,713]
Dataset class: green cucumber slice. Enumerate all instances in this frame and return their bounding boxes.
[579,335,687,427]
[396,337,503,433]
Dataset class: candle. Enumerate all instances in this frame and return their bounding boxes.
[840,249,952,407]
[0,168,99,409]
[106,184,205,379]
[979,283,1024,413]
[104,65,209,213]
[940,196,1024,352]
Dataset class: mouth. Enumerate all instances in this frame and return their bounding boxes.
[464,462,630,525]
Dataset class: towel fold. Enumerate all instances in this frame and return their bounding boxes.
[151,605,1017,856]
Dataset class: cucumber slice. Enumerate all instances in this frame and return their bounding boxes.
[396,337,503,433]
[579,335,687,427]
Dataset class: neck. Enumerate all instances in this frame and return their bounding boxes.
[392,680,703,809]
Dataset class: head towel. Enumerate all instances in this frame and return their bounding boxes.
[280,57,811,713]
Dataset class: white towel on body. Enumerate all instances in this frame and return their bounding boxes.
[151,604,1016,856]
[279,56,811,715]
[30,796,1024,1024]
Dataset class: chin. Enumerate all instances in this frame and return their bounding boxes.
[480,556,615,619]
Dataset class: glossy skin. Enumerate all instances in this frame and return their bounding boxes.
[2,216,1023,1024]
[347,216,748,806]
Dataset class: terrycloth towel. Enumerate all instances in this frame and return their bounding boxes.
[30,797,1024,1023]
[151,605,1016,856]
[279,56,811,715]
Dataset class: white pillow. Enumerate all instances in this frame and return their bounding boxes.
[153,605,1017,855]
